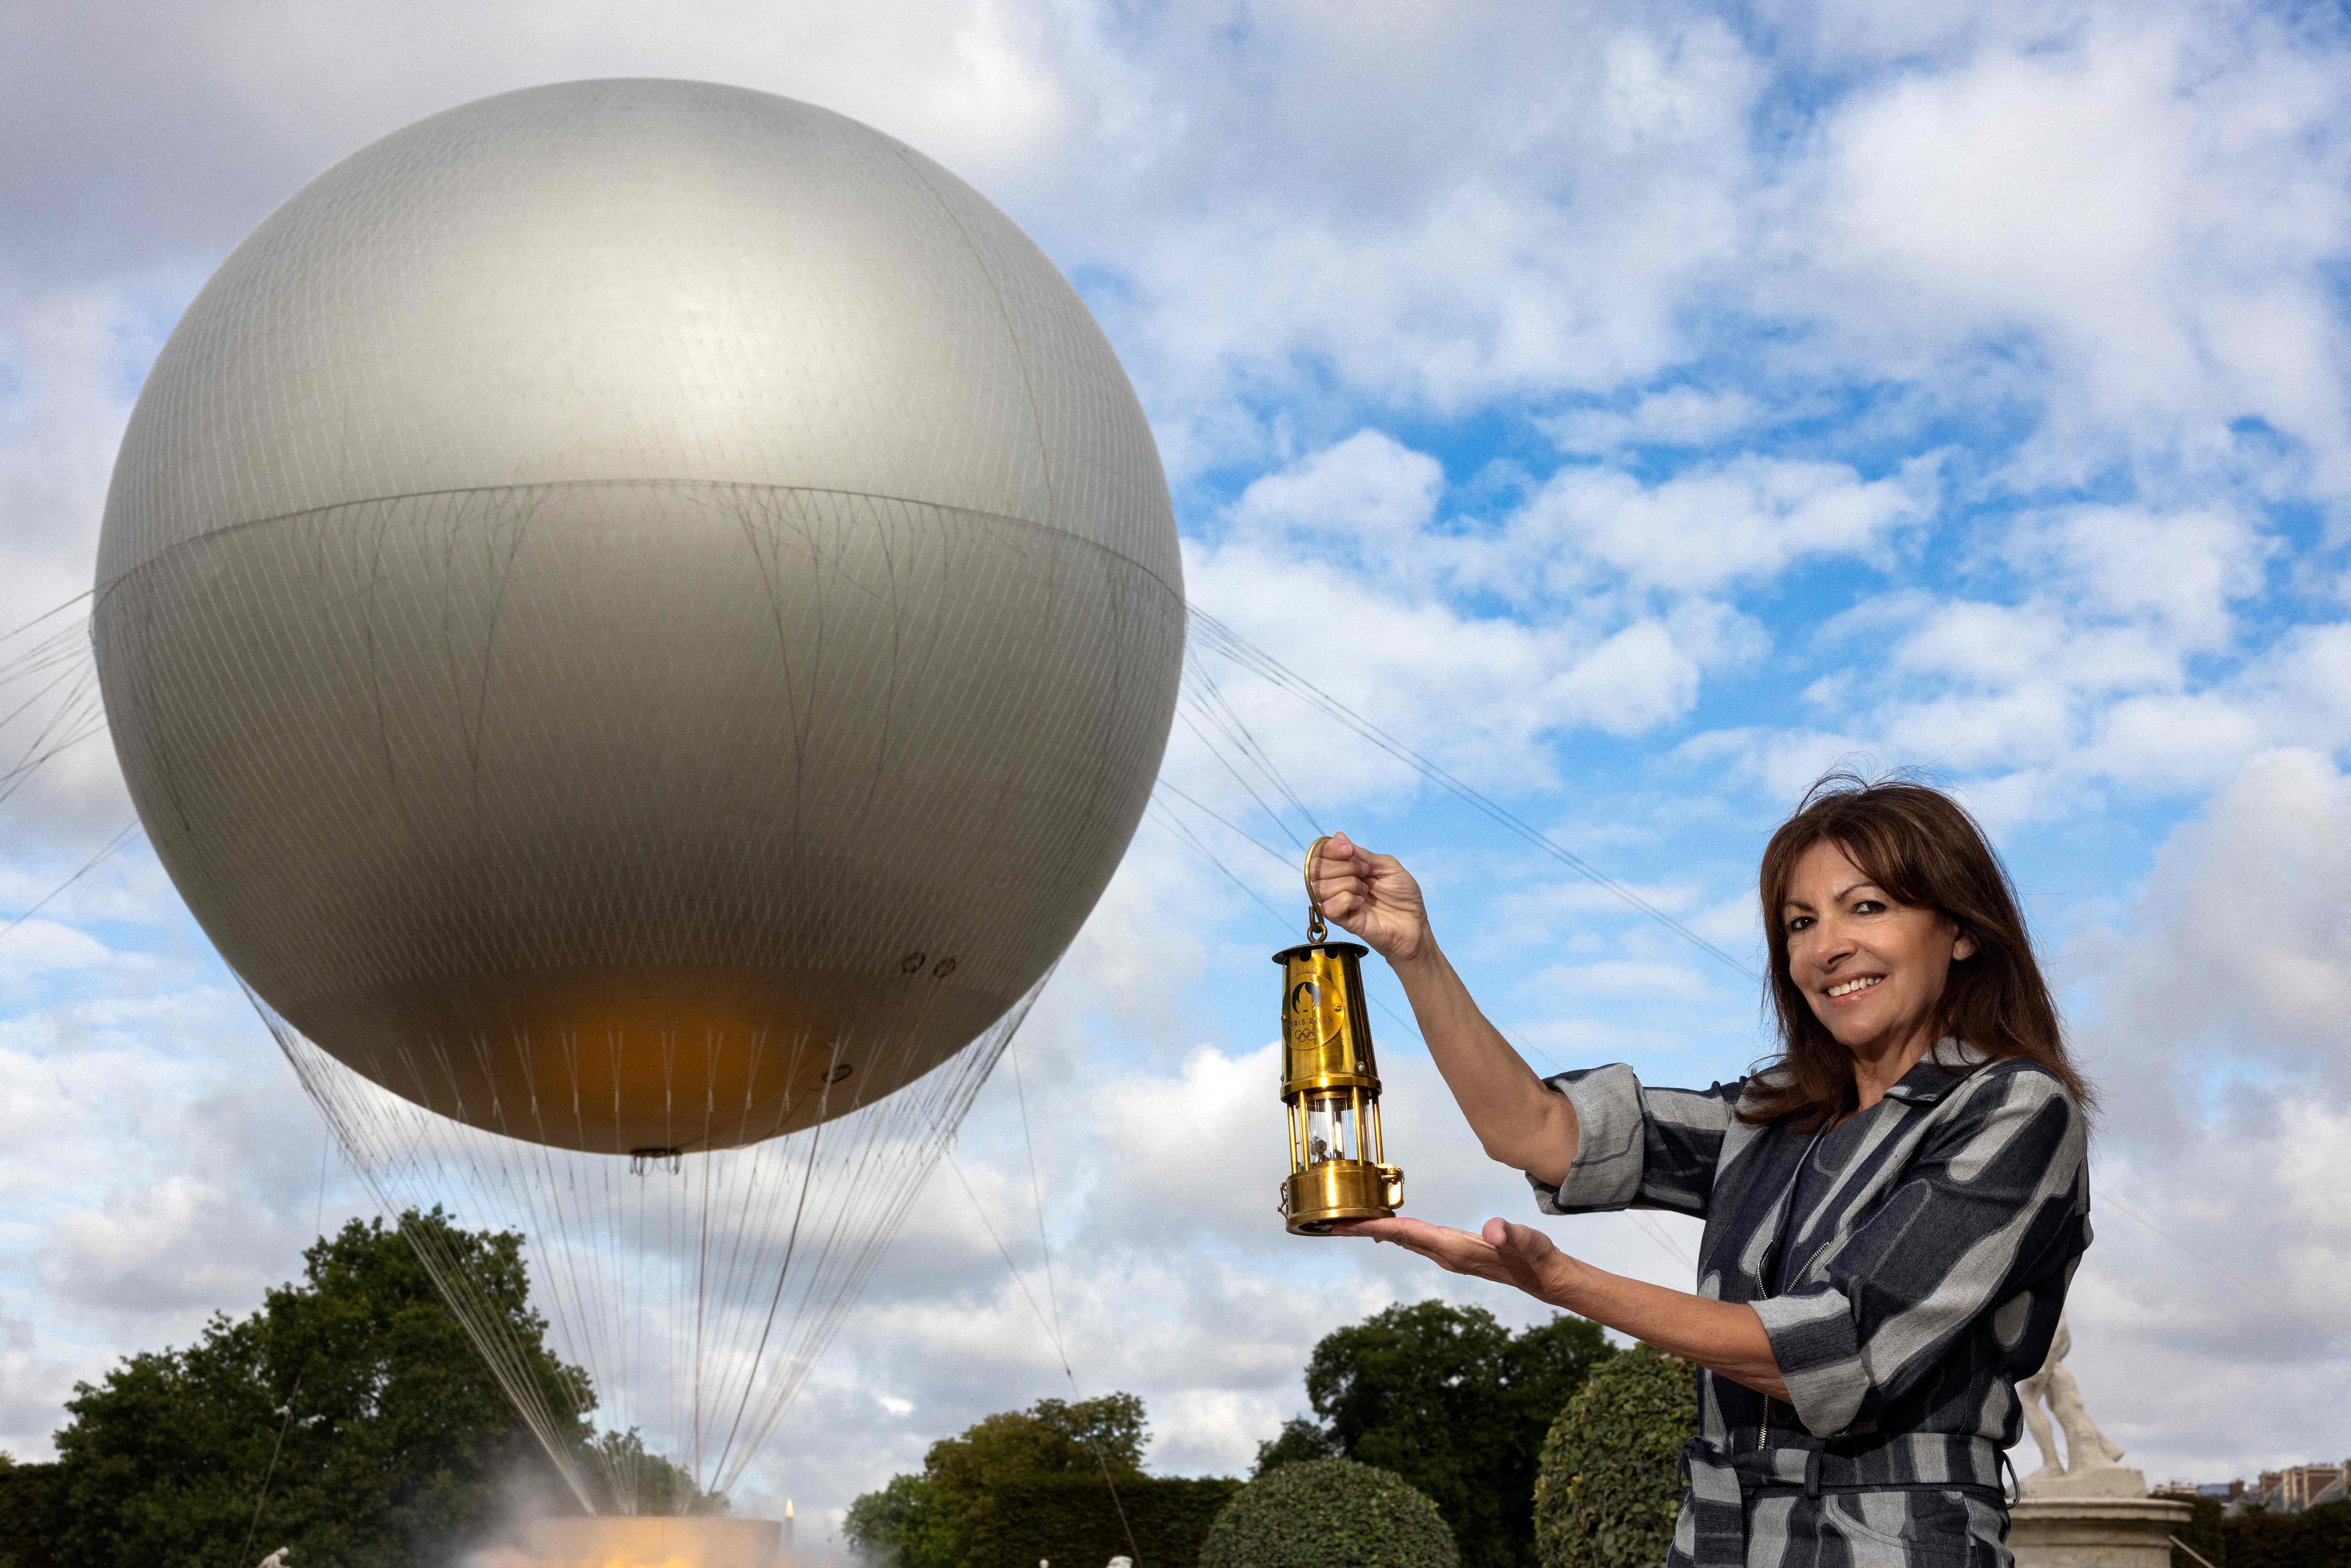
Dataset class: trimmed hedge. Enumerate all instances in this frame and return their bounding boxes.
[1532,1345,1698,1568]
[960,1473,1239,1568]
[1198,1457,1457,1568]
[2168,1497,2351,1568]
[0,1460,58,1568]
[2172,1494,2226,1568]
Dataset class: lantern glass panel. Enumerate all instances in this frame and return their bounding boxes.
[1304,1094,1363,1165]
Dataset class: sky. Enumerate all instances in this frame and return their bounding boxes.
[7,0,2351,1545]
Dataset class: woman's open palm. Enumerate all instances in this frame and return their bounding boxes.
[1308,833,1430,965]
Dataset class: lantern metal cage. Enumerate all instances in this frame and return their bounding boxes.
[1273,931,1403,1234]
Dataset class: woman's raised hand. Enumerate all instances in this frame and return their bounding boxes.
[1308,832,1432,966]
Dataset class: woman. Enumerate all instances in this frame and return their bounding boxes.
[1311,776,2092,1568]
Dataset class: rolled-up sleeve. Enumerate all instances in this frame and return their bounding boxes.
[1751,1065,2089,1438]
[1526,1065,1742,1221]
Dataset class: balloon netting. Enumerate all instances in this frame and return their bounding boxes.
[254,974,1047,1513]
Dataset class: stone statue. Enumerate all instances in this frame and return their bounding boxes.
[2019,1314,2142,1498]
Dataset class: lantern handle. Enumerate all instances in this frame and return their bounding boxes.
[1304,834,1334,943]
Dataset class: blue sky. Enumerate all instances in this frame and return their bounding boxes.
[6,0,2351,1546]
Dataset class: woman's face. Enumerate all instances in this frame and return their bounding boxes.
[1781,838,1976,1065]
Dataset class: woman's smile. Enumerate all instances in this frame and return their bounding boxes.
[1782,837,1976,1070]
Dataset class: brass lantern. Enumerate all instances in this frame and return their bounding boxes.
[1276,836,1403,1234]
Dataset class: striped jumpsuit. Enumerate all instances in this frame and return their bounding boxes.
[1529,1039,2090,1568]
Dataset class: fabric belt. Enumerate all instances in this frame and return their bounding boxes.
[1672,1435,2016,1568]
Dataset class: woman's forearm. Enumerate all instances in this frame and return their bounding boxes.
[1547,1256,1790,1403]
[1389,936,1579,1185]
[1344,1213,1795,1404]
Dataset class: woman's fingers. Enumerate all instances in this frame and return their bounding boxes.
[1311,872,1373,927]
[1310,839,1363,895]
[1332,1216,1575,1311]
[1311,836,1388,915]
[1337,1216,1443,1244]
[1335,1217,1510,1279]
[1485,1216,1547,1253]
[1332,1217,1458,1254]
[1315,879,1366,926]
[1312,869,1365,904]
[1311,834,1355,890]
[1484,1218,1563,1273]
[1306,832,1429,963]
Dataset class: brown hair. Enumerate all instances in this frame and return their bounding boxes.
[1742,772,2093,1128]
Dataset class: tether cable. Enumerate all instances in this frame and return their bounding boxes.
[234,1369,303,1564]
[946,1150,1143,1567]
[0,821,140,945]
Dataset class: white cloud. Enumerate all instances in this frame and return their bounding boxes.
[1531,959,1715,1002]
[1177,432,1822,807]
[2005,505,2273,650]
[0,290,145,858]
[1797,16,2351,491]
[0,1,1075,286]
[2076,748,2351,1079]
[1224,429,1447,577]
[0,972,358,1470]
[1538,386,1767,454]
[0,921,109,976]
[2037,750,2351,1475]
[1833,39,2193,313]
[1042,6,1765,466]
[1670,493,2318,810]
[1506,455,1938,596]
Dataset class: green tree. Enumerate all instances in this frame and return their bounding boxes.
[926,1391,1148,1499]
[1275,1303,1611,1568]
[1253,1416,1339,1477]
[584,1429,724,1517]
[843,1472,952,1568]
[1532,1344,1697,1568]
[51,1211,592,1568]
[1198,1457,1458,1568]
[844,1393,1151,1568]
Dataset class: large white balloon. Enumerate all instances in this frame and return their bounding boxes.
[94,79,1183,1155]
